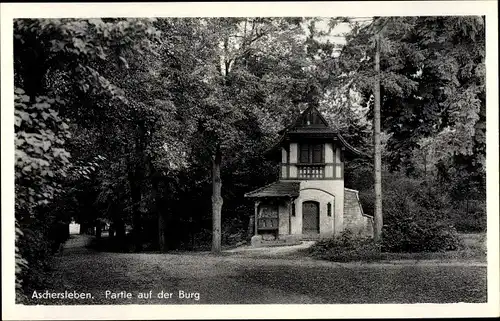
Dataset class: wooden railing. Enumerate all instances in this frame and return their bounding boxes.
[297,164,325,179]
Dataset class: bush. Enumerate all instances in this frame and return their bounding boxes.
[15,221,28,304]
[309,230,381,262]
[380,174,462,252]
[16,220,57,302]
[221,216,247,246]
[452,200,486,233]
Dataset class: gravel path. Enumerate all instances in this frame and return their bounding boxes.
[28,235,487,305]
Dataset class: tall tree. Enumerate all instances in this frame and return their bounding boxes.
[184,18,311,252]
[337,17,485,173]
[13,17,159,297]
[333,16,485,239]
[373,31,383,242]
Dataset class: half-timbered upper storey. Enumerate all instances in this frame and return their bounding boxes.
[270,106,365,180]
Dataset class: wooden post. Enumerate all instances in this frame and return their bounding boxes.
[288,198,293,235]
[254,201,260,236]
[286,146,290,179]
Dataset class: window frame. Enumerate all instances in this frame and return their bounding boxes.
[298,143,324,164]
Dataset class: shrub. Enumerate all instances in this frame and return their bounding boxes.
[16,219,56,301]
[380,174,462,252]
[222,216,247,246]
[452,200,486,232]
[309,230,381,262]
[15,220,28,304]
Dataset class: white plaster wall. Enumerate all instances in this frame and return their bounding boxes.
[277,142,346,237]
[291,199,302,234]
[336,165,342,178]
[278,204,290,235]
[281,148,287,163]
[324,143,334,178]
[289,143,298,163]
[325,143,334,162]
[289,143,298,178]
[291,180,344,236]
[335,146,342,177]
[325,164,333,178]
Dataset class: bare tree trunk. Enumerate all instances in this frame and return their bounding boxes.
[211,147,223,253]
[373,33,383,242]
[158,212,166,251]
[109,225,115,238]
[466,179,470,217]
[115,219,125,239]
[248,215,254,240]
[79,222,86,235]
[128,169,143,252]
[95,221,102,239]
[424,152,431,197]
[152,176,167,252]
[129,122,146,252]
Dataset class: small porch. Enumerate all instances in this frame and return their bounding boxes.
[244,181,302,247]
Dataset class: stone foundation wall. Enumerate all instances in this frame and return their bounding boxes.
[343,188,374,237]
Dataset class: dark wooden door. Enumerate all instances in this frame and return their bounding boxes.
[302,201,319,234]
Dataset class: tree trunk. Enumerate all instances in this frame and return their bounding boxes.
[373,33,383,242]
[79,222,86,235]
[211,147,223,253]
[158,212,167,251]
[128,150,144,252]
[152,176,167,252]
[115,219,125,239]
[109,225,115,238]
[129,174,143,252]
[95,221,102,239]
[248,215,255,240]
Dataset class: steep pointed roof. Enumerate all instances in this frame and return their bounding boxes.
[271,105,369,157]
[292,105,330,129]
[277,105,331,135]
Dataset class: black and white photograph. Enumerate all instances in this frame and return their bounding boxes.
[1,1,499,320]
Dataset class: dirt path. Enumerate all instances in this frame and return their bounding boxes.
[64,234,93,248]
[28,235,487,305]
[223,241,316,257]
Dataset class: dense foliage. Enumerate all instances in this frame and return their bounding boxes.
[309,230,381,262]
[13,17,486,300]
[376,174,461,252]
[339,16,485,251]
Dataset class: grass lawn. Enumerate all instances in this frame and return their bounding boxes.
[305,232,486,263]
[380,233,486,262]
[26,248,486,305]
[20,233,487,305]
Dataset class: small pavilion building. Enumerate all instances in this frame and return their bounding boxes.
[245,106,373,246]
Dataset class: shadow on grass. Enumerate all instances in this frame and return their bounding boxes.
[86,235,248,255]
[308,232,486,263]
